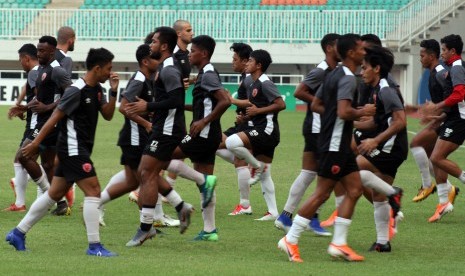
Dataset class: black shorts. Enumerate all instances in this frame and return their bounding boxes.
[245,128,279,159]
[179,134,220,165]
[304,133,319,153]
[27,127,57,150]
[55,154,96,183]
[318,151,359,181]
[363,149,406,178]
[223,122,250,137]
[143,134,182,162]
[438,119,465,145]
[120,145,144,170]
[20,128,34,147]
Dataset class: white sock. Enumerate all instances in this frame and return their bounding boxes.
[286,214,310,244]
[104,170,126,191]
[140,207,155,225]
[260,164,278,217]
[428,160,436,179]
[36,186,43,199]
[437,183,449,204]
[165,175,176,187]
[167,159,204,185]
[331,217,352,246]
[83,197,100,244]
[201,191,216,232]
[236,166,251,208]
[283,169,316,213]
[335,195,345,208]
[216,149,235,164]
[225,134,261,168]
[17,191,56,233]
[373,201,390,244]
[360,170,396,195]
[165,189,183,208]
[411,147,432,188]
[35,166,50,192]
[14,163,28,207]
[459,171,465,183]
[99,190,111,207]
[154,194,164,221]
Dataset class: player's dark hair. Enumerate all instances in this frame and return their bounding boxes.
[250,49,272,72]
[337,33,362,60]
[136,44,151,65]
[230,42,252,60]
[86,48,114,70]
[441,34,463,54]
[321,33,341,53]
[364,46,394,79]
[144,31,155,45]
[191,35,216,59]
[154,26,178,53]
[38,35,57,48]
[18,44,37,59]
[361,33,382,46]
[420,39,440,59]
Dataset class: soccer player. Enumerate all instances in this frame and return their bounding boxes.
[7,47,119,256]
[124,27,196,246]
[4,44,39,212]
[274,33,340,236]
[167,34,230,241]
[15,36,72,214]
[278,34,374,262]
[173,19,194,87]
[98,44,178,227]
[422,34,465,222]
[216,42,254,216]
[356,45,407,252]
[410,39,459,205]
[55,26,75,75]
[226,49,285,221]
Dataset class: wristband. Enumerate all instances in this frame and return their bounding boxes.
[110,90,117,98]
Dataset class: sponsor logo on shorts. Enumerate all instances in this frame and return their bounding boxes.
[444,128,453,137]
[181,135,192,144]
[32,129,39,138]
[249,130,259,136]
[82,163,92,173]
[331,165,340,175]
[149,140,159,152]
[368,149,380,158]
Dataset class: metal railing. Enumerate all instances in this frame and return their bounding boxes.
[0,0,464,50]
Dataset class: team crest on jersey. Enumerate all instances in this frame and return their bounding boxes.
[331,165,340,175]
[252,88,258,97]
[41,72,47,81]
[82,163,93,173]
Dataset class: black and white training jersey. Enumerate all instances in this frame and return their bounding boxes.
[191,63,224,140]
[446,59,465,120]
[118,71,154,147]
[26,65,39,130]
[34,60,72,128]
[235,72,248,115]
[56,78,107,156]
[317,66,357,153]
[301,60,332,135]
[243,74,282,137]
[173,45,191,80]
[151,56,186,137]
[429,64,452,104]
[54,49,73,75]
[371,78,408,157]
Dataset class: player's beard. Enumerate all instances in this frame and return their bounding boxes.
[151,51,161,60]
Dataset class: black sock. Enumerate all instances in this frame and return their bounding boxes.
[281,210,292,218]
[175,201,184,213]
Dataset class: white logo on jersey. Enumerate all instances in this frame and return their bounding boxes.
[444,128,453,137]
[249,130,259,137]
[85,98,91,104]
[181,135,192,144]
[148,90,152,96]
[149,140,158,152]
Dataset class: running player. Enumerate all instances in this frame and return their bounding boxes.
[7,47,119,256]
